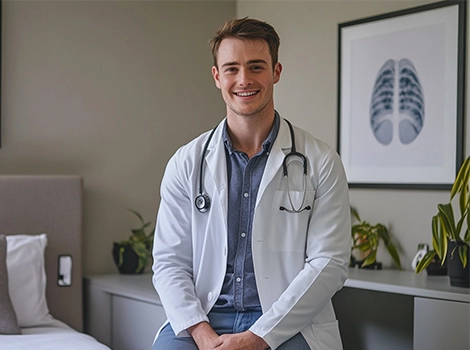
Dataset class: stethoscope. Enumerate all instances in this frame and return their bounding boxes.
[195,119,310,214]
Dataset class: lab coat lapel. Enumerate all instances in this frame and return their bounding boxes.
[256,119,291,207]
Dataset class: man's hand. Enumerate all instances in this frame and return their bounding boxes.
[212,331,269,350]
[188,322,220,349]
[188,322,269,350]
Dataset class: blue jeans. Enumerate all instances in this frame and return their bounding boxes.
[152,308,310,349]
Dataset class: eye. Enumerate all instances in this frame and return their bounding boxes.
[251,65,265,72]
[224,67,238,73]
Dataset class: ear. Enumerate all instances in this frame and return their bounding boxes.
[273,62,282,84]
[212,66,221,89]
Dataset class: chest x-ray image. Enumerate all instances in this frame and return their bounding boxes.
[370,58,425,146]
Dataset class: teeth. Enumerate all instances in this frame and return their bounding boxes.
[236,91,257,97]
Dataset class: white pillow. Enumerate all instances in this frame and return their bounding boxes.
[6,234,53,328]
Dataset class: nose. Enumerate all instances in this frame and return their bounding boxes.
[238,68,253,86]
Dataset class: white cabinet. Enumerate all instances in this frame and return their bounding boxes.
[414,297,470,350]
[84,274,167,350]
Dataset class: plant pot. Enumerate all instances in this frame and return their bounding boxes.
[447,241,469,288]
[426,256,447,276]
[112,243,145,274]
[349,256,382,270]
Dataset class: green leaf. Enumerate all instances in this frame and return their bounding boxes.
[128,208,145,225]
[361,249,377,267]
[132,228,146,238]
[134,255,148,273]
[459,180,469,217]
[459,245,468,268]
[438,203,456,240]
[132,242,147,258]
[352,224,370,235]
[376,225,391,243]
[432,215,447,262]
[455,211,468,239]
[353,241,372,251]
[351,207,361,222]
[385,242,402,270]
[431,214,439,250]
[118,246,125,267]
[415,251,436,273]
[464,227,470,243]
[451,156,470,200]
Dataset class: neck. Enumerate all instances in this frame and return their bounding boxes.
[226,109,275,158]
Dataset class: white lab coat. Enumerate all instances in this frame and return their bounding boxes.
[152,117,351,350]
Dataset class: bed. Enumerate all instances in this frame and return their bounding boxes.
[0,175,110,349]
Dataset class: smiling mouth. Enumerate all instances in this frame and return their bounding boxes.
[234,91,259,97]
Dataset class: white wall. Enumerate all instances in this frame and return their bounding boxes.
[238,0,468,270]
[0,0,235,274]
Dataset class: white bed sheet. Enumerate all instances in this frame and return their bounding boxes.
[0,319,110,350]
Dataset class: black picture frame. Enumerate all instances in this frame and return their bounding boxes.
[337,0,466,190]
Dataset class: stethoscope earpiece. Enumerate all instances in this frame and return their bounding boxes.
[279,205,311,212]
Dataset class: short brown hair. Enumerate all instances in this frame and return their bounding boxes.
[209,17,280,69]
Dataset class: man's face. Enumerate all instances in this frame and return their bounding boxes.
[212,38,282,119]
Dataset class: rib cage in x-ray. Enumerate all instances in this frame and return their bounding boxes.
[370,58,424,145]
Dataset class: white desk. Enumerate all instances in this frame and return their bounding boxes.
[84,271,469,350]
[84,274,166,350]
[333,269,470,350]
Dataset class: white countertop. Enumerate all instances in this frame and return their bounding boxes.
[345,268,470,303]
[86,268,470,305]
[85,273,161,305]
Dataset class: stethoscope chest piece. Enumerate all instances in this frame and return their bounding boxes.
[195,194,211,213]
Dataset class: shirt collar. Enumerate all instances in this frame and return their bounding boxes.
[223,111,280,155]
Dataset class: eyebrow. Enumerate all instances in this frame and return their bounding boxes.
[220,59,269,68]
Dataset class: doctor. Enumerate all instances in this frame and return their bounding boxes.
[152,17,351,350]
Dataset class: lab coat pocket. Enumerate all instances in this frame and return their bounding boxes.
[268,190,315,252]
[309,320,343,350]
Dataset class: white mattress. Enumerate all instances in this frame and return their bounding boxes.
[0,319,110,350]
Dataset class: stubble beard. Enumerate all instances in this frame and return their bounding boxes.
[226,96,273,120]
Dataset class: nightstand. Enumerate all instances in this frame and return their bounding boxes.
[84,273,167,350]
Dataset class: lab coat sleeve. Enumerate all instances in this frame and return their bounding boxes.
[250,147,351,349]
[152,151,209,337]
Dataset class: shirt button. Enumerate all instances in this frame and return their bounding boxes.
[241,232,246,238]
[236,277,241,283]
[244,193,249,198]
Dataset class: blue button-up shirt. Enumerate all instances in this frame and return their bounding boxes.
[215,114,280,311]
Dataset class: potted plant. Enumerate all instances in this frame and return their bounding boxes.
[416,156,470,288]
[350,207,402,270]
[112,209,154,274]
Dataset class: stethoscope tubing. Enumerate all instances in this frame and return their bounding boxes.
[195,118,309,213]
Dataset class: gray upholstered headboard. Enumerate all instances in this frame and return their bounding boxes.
[0,175,83,331]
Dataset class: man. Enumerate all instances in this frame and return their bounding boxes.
[152,17,350,350]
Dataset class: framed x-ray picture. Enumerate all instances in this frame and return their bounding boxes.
[338,0,466,189]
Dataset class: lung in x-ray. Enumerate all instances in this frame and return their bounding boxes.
[370,58,424,145]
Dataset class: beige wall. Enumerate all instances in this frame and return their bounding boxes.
[0,0,235,274]
[238,0,468,270]
[1,1,468,274]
